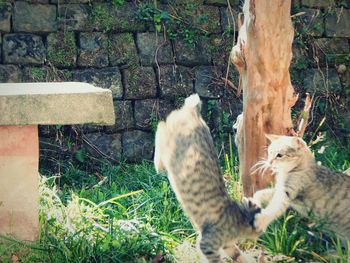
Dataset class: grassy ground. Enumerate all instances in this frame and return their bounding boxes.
[0,137,349,262]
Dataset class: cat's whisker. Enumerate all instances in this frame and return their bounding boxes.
[261,164,271,177]
[250,161,268,176]
[250,163,263,174]
[250,159,272,178]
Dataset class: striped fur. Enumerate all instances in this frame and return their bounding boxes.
[253,135,350,241]
[154,94,261,263]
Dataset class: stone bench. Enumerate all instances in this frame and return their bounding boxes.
[0,82,115,241]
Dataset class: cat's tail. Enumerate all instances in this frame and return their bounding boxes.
[184,94,202,112]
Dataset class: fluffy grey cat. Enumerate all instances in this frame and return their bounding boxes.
[252,134,350,241]
[154,94,261,263]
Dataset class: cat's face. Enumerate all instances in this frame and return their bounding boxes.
[265,135,311,174]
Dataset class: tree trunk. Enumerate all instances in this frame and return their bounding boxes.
[231,0,297,197]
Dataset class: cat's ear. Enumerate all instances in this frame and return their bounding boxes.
[295,136,307,147]
[265,134,281,142]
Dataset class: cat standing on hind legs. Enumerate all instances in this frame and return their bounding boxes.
[154,94,262,263]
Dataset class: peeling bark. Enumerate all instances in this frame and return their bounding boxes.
[231,0,297,197]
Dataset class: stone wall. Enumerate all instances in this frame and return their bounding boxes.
[0,0,349,166]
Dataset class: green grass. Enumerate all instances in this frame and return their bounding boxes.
[0,136,349,262]
[0,162,193,262]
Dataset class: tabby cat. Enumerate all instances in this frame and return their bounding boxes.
[154,94,261,263]
[252,134,350,240]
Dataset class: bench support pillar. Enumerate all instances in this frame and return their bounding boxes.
[0,125,39,241]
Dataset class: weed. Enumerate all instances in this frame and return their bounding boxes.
[47,31,77,68]
[108,33,138,66]
[110,0,124,7]
[30,67,46,81]
[135,2,210,46]
[90,4,115,33]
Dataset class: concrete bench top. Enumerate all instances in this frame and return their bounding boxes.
[0,82,115,126]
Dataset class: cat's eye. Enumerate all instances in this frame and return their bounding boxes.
[276,153,283,158]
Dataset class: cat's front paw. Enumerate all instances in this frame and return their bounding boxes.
[254,212,270,233]
[242,197,260,210]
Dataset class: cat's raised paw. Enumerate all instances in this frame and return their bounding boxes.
[242,197,259,209]
[254,212,269,233]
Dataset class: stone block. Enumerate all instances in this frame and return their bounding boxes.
[301,0,335,8]
[3,34,46,65]
[111,100,134,131]
[135,99,174,130]
[291,42,309,70]
[113,2,148,32]
[13,2,57,33]
[52,0,90,3]
[220,7,239,32]
[204,0,240,7]
[24,0,49,3]
[58,4,91,31]
[174,38,211,66]
[0,2,11,32]
[122,130,153,161]
[124,66,157,99]
[303,68,342,94]
[137,32,173,66]
[209,34,234,66]
[158,65,194,98]
[195,66,223,98]
[325,8,350,37]
[312,38,349,65]
[338,65,350,96]
[78,124,104,134]
[0,82,115,126]
[217,90,243,131]
[296,8,324,36]
[47,32,77,68]
[78,32,108,68]
[22,66,72,82]
[172,4,221,34]
[83,133,122,162]
[73,67,123,99]
[0,65,22,83]
[159,0,203,3]
[22,67,49,82]
[90,3,147,32]
[195,6,221,33]
[109,33,139,67]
